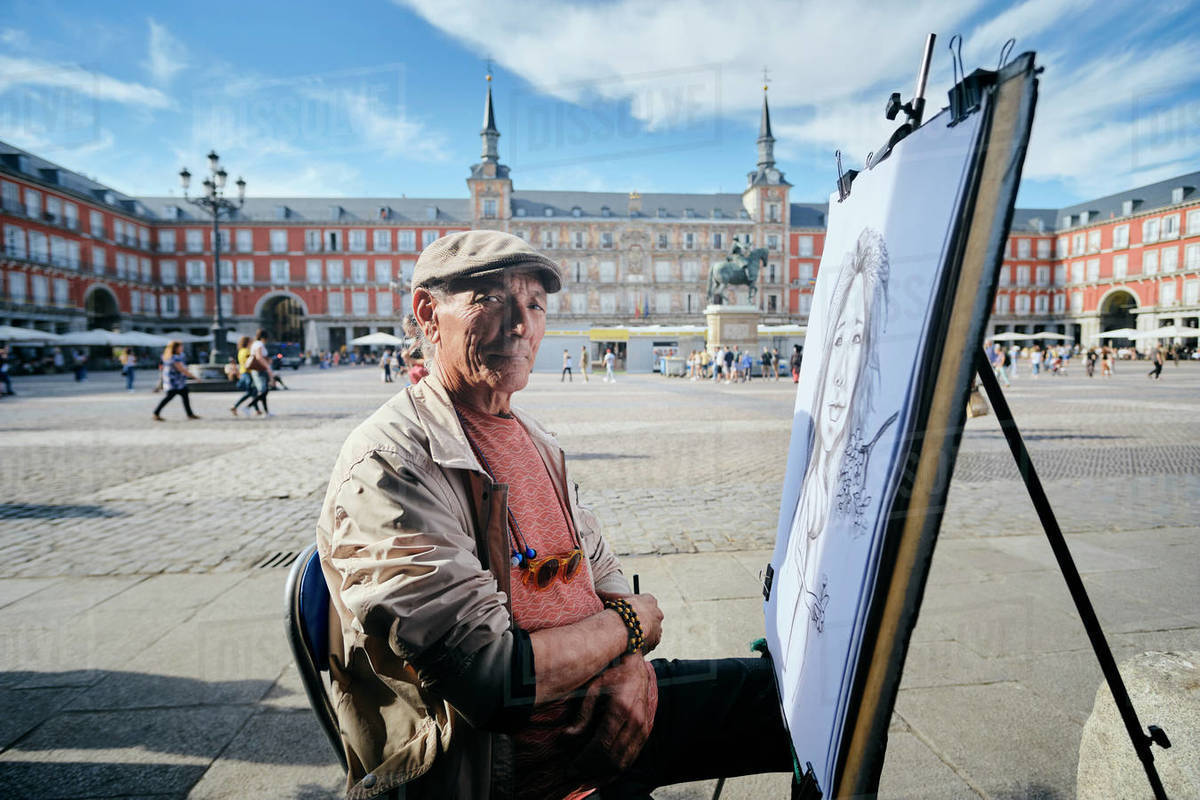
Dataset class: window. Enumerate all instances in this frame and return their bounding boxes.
[768,263,777,283]
[305,229,322,252]
[796,235,814,257]
[326,260,344,284]
[998,266,1010,286]
[994,294,1010,314]
[270,260,290,283]
[1053,264,1066,285]
[325,230,341,252]
[219,259,233,283]
[158,230,176,253]
[1087,230,1101,253]
[113,220,125,244]
[1,181,19,212]
[1185,244,1200,269]
[138,227,150,250]
[1160,281,1176,306]
[28,231,47,263]
[422,230,438,249]
[54,278,68,306]
[3,225,25,258]
[352,292,369,316]
[397,230,415,251]
[64,203,78,230]
[1057,236,1068,256]
[1113,254,1128,280]
[1035,266,1049,286]
[25,188,41,219]
[1086,259,1100,282]
[1183,280,1200,306]
[375,260,391,283]
[349,229,366,252]
[1037,239,1051,259]
[269,229,288,253]
[237,260,254,284]
[1188,210,1200,236]
[114,252,126,278]
[798,293,812,315]
[1015,294,1030,314]
[8,272,26,302]
[573,231,585,249]
[1143,217,1160,243]
[1162,246,1179,272]
[768,203,780,222]
[654,260,673,281]
[351,259,368,283]
[220,293,233,317]
[482,199,497,219]
[186,260,206,284]
[1072,292,1083,313]
[306,259,322,284]
[398,260,415,285]
[570,293,587,314]
[1016,265,1030,286]
[188,292,206,317]
[236,229,253,253]
[1072,233,1085,255]
[328,292,345,315]
[682,261,700,282]
[90,210,104,237]
[51,237,69,268]
[373,229,391,252]
[600,292,616,313]
[767,234,779,251]
[657,233,669,249]
[712,232,724,250]
[1053,293,1065,313]
[542,230,557,249]
[160,261,177,284]
[1016,238,1030,258]
[767,294,778,313]
[377,290,394,316]
[31,275,48,305]
[1144,250,1159,274]
[546,293,560,314]
[655,291,671,313]
[599,261,616,282]
[140,256,150,281]
[161,294,178,317]
[1113,225,1129,249]
[1162,214,1179,238]
[798,262,814,282]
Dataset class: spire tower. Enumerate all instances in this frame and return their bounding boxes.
[481,73,500,164]
[757,85,775,170]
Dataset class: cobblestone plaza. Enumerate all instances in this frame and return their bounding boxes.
[1,362,1197,798]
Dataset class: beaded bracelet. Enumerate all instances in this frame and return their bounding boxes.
[603,597,645,655]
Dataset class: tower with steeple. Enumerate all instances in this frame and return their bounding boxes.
[741,77,790,313]
[468,70,512,226]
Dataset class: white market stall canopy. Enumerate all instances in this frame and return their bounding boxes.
[162,331,214,344]
[56,329,173,347]
[990,332,1033,341]
[0,325,62,343]
[1132,325,1200,340]
[1096,328,1139,340]
[1031,330,1072,340]
[350,332,405,346]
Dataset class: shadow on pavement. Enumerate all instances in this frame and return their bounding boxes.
[0,503,124,520]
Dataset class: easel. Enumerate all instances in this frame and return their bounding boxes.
[825,34,1174,800]
[974,351,1172,799]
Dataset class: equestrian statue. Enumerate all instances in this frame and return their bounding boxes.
[707,235,768,306]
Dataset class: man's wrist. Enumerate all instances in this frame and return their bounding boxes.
[602,598,645,655]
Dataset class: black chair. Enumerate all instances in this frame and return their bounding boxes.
[284,542,348,773]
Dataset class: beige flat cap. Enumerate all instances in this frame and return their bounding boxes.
[412,230,562,293]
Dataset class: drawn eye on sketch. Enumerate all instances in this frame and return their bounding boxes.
[783,227,891,656]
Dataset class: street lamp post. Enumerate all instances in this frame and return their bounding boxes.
[179,152,245,364]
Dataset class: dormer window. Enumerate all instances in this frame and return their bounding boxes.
[516,207,526,217]
[657,207,667,218]
[275,205,290,220]
[544,207,554,217]
[739,210,749,219]
[1122,200,1134,216]
[426,205,438,220]
[329,205,343,220]
[684,208,695,218]
[712,208,722,219]
[601,206,611,218]
[571,206,582,217]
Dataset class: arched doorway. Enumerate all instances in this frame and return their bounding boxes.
[1100,290,1138,347]
[85,287,120,331]
[259,295,306,347]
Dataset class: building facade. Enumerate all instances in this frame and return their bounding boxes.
[2,84,1199,355]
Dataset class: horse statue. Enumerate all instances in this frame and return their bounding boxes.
[707,237,768,305]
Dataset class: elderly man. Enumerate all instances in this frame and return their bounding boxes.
[317,231,790,800]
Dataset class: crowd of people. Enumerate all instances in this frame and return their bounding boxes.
[679,344,804,384]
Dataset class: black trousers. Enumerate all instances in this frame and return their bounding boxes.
[154,388,194,416]
[596,657,793,799]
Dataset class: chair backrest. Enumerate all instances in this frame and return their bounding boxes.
[284,542,349,773]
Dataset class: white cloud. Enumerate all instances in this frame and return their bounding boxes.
[143,19,187,85]
[1,27,31,50]
[300,86,450,162]
[0,54,173,109]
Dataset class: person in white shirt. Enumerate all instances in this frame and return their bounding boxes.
[249,330,276,416]
[561,349,573,382]
[603,348,616,382]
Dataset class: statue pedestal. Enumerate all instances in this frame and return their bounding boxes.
[705,304,761,354]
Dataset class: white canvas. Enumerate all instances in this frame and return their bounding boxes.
[765,109,984,791]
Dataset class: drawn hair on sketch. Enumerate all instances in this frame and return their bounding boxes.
[786,227,890,640]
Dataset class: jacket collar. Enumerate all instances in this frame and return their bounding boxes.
[407,372,561,472]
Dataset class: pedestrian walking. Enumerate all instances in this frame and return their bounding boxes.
[1101,346,1113,377]
[1009,345,1020,378]
[231,335,261,416]
[789,344,803,383]
[740,350,753,383]
[72,348,87,381]
[249,329,276,417]
[381,349,393,383]
[0,346,13,397]
[772,347,782,380]
[580,345,590,382]
[991,345,1011,387]
[152,341,199,421]
[119,348,137,392]
[561,349,573,382]
[1148,347,1164,380]
[1030,346,1042,378]
[603,347,616,382]
[761,348,772,382]
[724,347,736,384]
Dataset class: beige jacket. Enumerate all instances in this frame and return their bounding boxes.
[316,373,630,799]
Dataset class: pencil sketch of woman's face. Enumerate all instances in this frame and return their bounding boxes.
[820,274,867,448]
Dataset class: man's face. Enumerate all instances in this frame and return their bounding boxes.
[425,269,547,396]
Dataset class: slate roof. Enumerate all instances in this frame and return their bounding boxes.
[510,190,751,221]
[0,141,155,218]
[135,196,471,224]
[1055,170,1200,230]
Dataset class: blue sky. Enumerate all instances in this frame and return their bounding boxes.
[1,0,1198,209]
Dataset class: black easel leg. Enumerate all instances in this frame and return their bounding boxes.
[973,351,1171,800]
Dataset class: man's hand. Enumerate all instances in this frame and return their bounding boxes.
[566,654,656,778]
[600,592,664,654]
